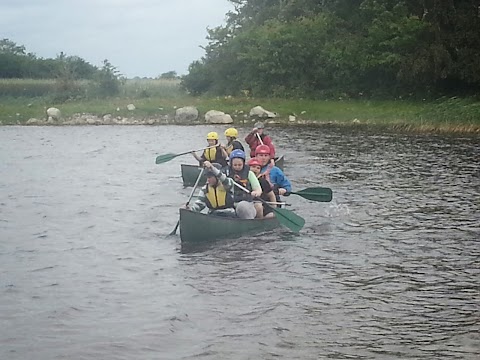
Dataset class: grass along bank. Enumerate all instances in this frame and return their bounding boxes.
[0,79,479,132]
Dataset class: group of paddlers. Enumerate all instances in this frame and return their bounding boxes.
[184,122,292,219]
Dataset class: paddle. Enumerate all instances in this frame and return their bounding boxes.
[256,132,264,145]
[233,182,305,233]
[290,187,333,202]
[156,145,217,164]
[169,168,205,235]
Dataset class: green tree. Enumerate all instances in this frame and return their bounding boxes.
[94,59,122,97]
[157,71,178,79]
[182,0,480,98]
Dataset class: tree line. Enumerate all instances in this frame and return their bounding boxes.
[0,38,123,99]
[0,39,100,79]
[181,0,480,99]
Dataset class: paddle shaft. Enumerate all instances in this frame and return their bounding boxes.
[178,145,218,157]
[170,168,205,235]
[256,132,264,145]
[156,145,218,164]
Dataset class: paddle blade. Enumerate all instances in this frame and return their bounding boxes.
[292,187,333,202]
[169,220,180,236]
[155,153,178,164]
[273,207,305,233]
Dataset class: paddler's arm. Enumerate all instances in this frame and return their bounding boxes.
[189,186,207,212]
[191,150,202,162]
[207,161,235,191]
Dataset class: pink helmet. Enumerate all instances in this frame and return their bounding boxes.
[255,144,271,155]
[247,158,262,167]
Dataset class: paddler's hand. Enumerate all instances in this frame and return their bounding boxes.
[203,160,212,169]
[278,188,287,196]
[251,189,262,198]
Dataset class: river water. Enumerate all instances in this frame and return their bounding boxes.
[1,125,479,360]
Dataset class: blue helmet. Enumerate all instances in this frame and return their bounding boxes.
[229,149,246,162]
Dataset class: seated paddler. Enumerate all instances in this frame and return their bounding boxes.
[224,127,245,156]
[191,131,228,170]
[247,158,277,219]
[227,149,262,219]
[186,161,236,217]
[255,144,292,200]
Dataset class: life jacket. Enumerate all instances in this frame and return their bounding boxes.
[203,147,227,167]
[225,140,244,155]
[228,165,252,202]
[205,182,234,210]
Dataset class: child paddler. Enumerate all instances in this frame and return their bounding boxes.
[187,162,236,217]
[255,145,292,200]
[227,150,263,219]
[247,158,277,219]
[224,128,244,155]
[191,132,228,169]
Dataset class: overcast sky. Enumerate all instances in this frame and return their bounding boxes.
[1,0,234,78]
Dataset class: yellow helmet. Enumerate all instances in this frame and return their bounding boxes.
[206,131,219,140]
[224,128,238,138]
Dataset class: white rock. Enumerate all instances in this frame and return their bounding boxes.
[46,107,61,120]
[175,106,199,122]
[289,115,296,122]
[26,118,40,125]
[205,110,233,124]
[249,105,277,118]
[127,104,136,111]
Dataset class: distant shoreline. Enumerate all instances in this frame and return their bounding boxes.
[3,113,479,134]
[1,78,479,134]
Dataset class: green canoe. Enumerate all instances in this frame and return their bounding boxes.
[179,208,280,243]
[180,155,285,187]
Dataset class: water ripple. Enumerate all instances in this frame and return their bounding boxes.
[0,126,478,359]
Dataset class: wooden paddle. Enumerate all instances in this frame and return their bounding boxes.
[233,182,305,233]
[156,145,217,164]
[290,187,333,202]
[169,168,205,235]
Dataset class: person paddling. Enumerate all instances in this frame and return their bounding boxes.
[255,144,292,200]
[224,128,244,156]
[227,149,262,219]
[247,158,277,219]
[191,132,228,169]
[244,122,275,158]
[186,162,236,217]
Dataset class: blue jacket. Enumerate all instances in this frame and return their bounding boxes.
[260,165,292,192]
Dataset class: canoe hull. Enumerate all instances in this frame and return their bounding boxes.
[181,155,285,187]
[179,208,280,243]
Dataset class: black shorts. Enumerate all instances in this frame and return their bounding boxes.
[263,204,274,216]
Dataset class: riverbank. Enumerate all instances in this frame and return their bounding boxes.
[1,93,479,133]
